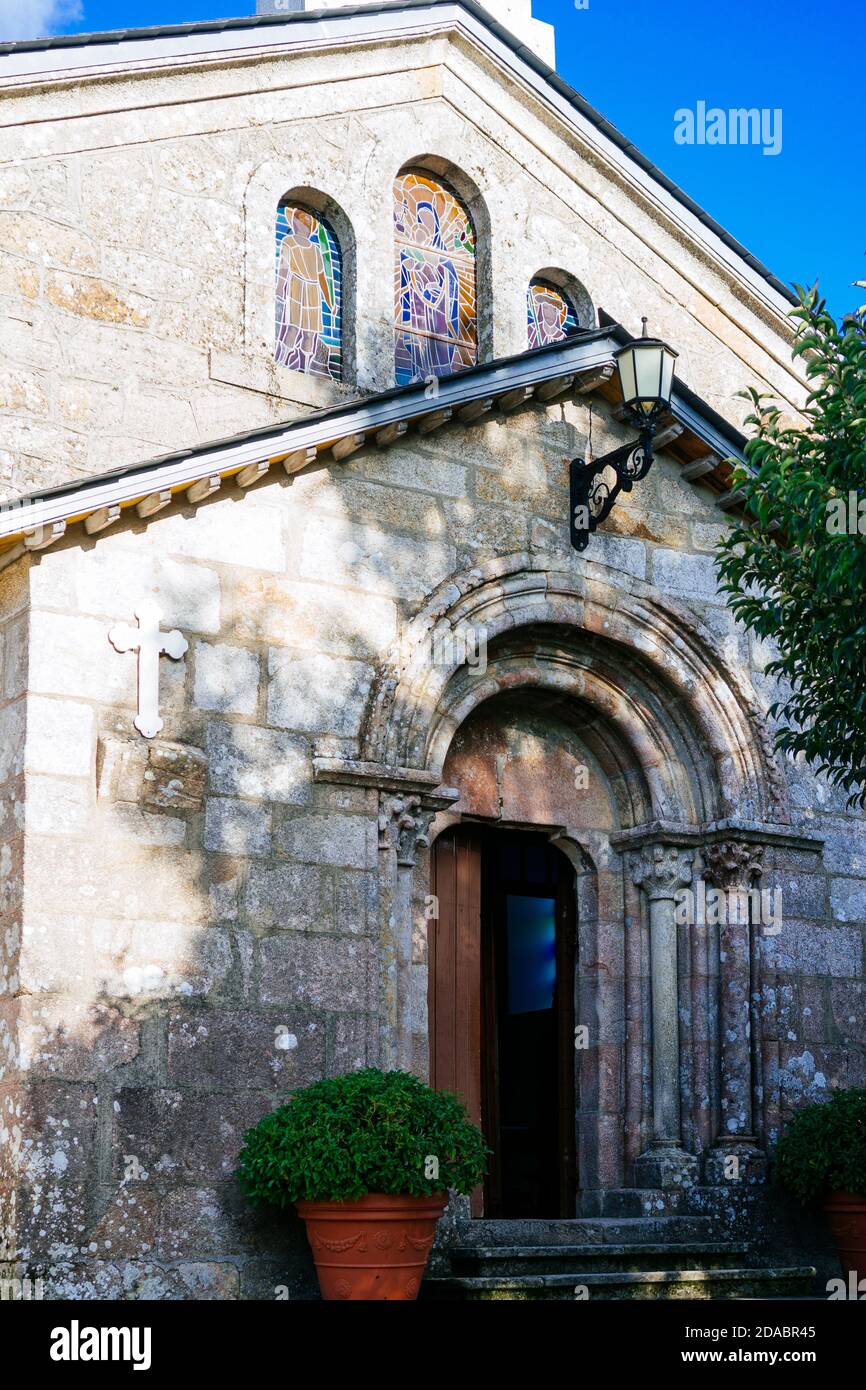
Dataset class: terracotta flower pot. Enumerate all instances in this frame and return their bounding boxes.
[823,1190,866,1281]
[296,1191,447,1300]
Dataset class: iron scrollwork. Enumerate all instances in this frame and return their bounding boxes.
[570,428,655,552]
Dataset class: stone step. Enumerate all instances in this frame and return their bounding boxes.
[422,1266,818,1302]
[457,1215,719,1247]
[450,1241,752,1277]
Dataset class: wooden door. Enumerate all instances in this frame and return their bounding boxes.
[429,828,483,1212]
[429,826,576,1218]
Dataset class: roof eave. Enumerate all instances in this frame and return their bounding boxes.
[0,330,749,556]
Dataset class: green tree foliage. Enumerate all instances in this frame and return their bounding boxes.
[715,281,866,805]
[775,1088,866,1203]
[236,1068,488,1206]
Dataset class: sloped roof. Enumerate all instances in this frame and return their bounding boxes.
[0,328,747,561]
[0,0,796,310]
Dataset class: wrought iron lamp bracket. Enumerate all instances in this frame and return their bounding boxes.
[570,425,656,552]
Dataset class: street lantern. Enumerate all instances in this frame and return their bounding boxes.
[614,318,678,426]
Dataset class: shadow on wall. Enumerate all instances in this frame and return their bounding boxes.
[3,429,556,1300]
[4,401,860,1300]
[4,522,362,1302]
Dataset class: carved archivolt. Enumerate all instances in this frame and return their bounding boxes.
[360,553,789,829]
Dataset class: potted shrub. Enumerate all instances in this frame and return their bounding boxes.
[775,1087,866,1281]
[237,1067,487,1300]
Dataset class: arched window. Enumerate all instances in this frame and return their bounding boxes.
[527,279,579,349]
[275,203,342,380]
[393,171,477,386]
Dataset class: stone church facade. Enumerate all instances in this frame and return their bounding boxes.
[0,1,862,1299]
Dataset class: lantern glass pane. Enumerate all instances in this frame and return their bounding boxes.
[634,344,663,402]
[660,349,675,402]
[617,347,637,404]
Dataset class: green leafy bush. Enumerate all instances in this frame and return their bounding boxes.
[715,280,866,807]
[237,1068,488,1207]
[775,1088,866,1203]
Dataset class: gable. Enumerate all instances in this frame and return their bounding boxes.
[0,1,796,314]
[0,0,807,511]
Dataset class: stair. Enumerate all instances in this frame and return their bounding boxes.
[424,1267,817,1301]
[422,1216,817,1301]
[448,1241,751,1276]
[455,1215,721,1244]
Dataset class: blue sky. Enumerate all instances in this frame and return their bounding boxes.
[4,0,863,318]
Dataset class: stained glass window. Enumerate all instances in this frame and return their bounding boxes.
[394,172,477,386]
[275,204,342,380]
[527,280,579,349]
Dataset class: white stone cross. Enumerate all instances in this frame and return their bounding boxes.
[108,599,188,739]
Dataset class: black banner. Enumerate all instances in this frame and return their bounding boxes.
[6,1294,862,1375]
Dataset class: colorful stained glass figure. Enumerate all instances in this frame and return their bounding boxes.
[275,204,342,380]
[527,280,579,349]
[394,172,477,386]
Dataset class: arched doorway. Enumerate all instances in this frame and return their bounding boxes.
[430,825,575,1218]
[360,557,791,1211]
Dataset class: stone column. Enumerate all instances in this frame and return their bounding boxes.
[702,841,768,1184]
[632,843,699,1188]
[377,792,436,1071]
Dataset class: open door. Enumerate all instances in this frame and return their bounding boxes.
[429,827,483,1213]
[429,826,576,1218]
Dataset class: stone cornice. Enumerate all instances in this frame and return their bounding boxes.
[313,755,460,809]
[610,819,824,854]
[702,817,824,850]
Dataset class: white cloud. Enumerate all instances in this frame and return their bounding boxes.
[0,0,84,42]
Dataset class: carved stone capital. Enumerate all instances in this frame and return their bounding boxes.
[377,792,435,867]
[631,843,694,901]
[702,840,764,890]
